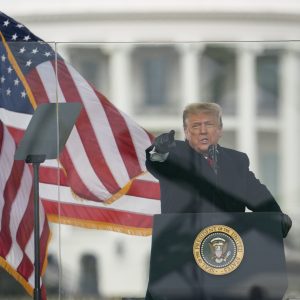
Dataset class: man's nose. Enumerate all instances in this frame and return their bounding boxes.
[200,124,208,133]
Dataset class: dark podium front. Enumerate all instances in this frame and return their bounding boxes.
[146,213,287,300]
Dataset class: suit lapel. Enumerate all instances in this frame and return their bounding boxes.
[217,147,238,195]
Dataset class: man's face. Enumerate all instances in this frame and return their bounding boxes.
[184,112,223,154]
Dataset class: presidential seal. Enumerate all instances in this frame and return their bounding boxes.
[193,225,244,275]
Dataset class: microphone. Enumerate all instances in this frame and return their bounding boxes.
[208,144,219,174]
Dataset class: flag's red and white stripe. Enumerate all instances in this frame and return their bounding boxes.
[3,58,161,234]
[27,60,156,199]
[0,121,50,297]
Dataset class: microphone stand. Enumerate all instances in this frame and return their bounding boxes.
[208,144,219,211]
[208,144,218,175]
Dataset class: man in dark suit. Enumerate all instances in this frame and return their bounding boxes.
[146,102,291,236]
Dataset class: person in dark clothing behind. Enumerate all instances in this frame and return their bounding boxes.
[145,102,292,237]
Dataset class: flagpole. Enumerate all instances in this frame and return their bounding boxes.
[26,154,46,300]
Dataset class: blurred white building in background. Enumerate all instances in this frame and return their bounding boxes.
[2,0,300,298]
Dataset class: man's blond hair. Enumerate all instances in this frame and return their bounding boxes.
[183,102,223,129]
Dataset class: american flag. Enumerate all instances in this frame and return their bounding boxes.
[0,120,50,299]
[0,10,160,297]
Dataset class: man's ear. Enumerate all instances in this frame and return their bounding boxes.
[218,127,223,139]
[184,128,189,140]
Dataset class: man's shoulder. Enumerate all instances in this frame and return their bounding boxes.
[219,146,248,160]
[219,146,250,171]
[175,140,187,147]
